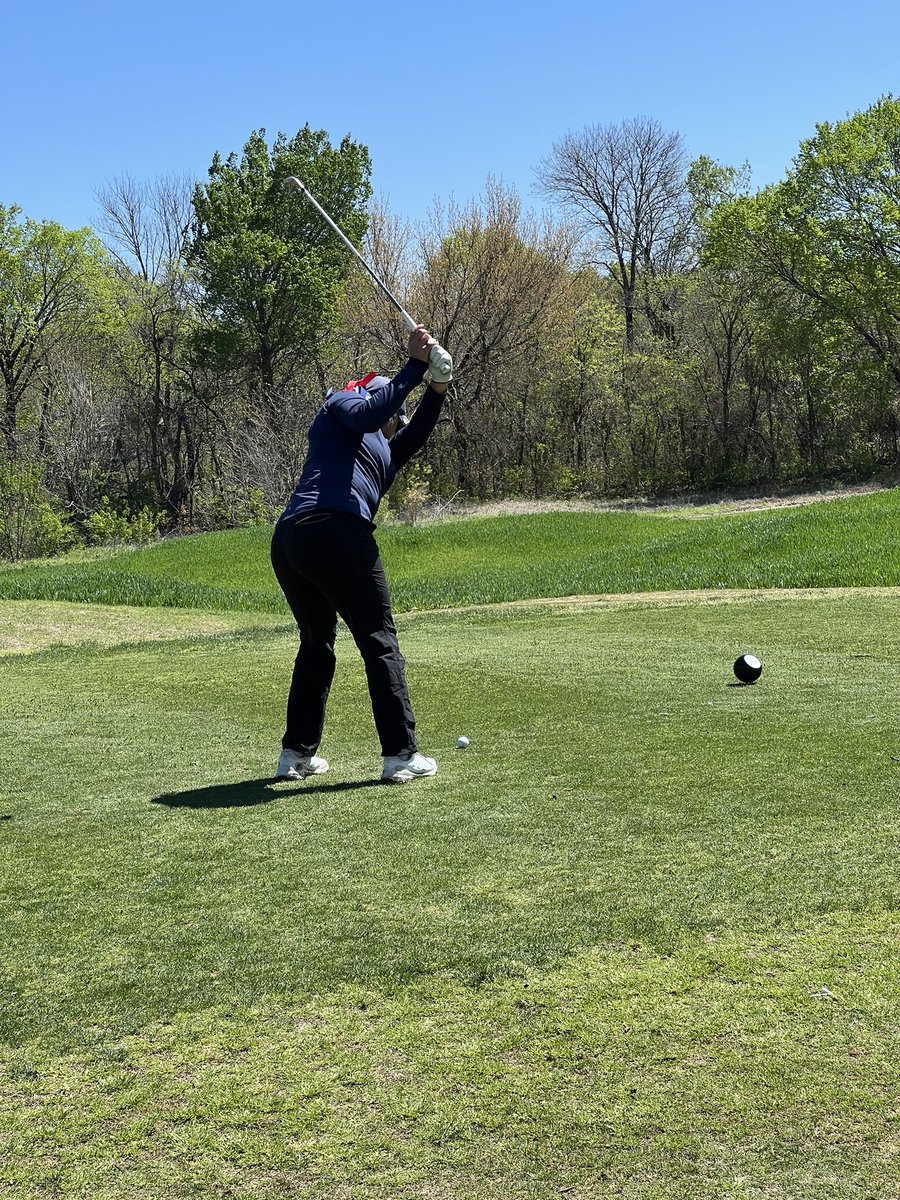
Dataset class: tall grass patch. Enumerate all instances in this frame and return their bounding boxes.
[2,489,900,612]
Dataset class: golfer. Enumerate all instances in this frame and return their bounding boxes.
[271,325,452,783]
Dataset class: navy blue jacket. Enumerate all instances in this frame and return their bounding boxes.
[279,358,445,524]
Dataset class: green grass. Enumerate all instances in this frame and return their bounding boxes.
[2,499,900,1196]
[3,487,900,612]
[2,575,899,1197]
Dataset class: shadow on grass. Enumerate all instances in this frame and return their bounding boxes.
[152,776,384,809]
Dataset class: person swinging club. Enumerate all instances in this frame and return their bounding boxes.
[270,325,453,783]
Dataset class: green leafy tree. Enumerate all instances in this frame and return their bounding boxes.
[189,127,372,394]
[679,157,760,479]
[550,271,628,492]
[707,96,900,389]
[686,155,752,240]
[0,206,108,456]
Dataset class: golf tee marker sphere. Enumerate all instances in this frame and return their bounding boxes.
[734,654,762,684]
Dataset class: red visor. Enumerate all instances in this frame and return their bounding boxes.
[345,371,379,392]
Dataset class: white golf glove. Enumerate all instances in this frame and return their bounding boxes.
[428,342,453,383]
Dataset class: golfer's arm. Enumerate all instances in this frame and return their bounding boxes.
[336,359,428,432]
[390,386,446,469]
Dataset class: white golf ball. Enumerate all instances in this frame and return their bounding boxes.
[456,736,470,749]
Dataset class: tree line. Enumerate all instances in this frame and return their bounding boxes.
[2,97,899,558]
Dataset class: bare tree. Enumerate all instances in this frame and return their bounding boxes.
[97,173,193,285]
[409,180,579,496]
[337,199,414,375]
[40,351,122,516]
[96,174,205,516]
[536,117,689,346]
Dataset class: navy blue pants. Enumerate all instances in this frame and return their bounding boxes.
[270,511,417,758]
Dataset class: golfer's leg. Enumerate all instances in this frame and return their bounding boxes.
[337,557,417,758]
[271,525,338,754]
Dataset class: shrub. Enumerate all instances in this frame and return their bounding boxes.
[0,461,76,561]
[393,461,433,525]
[194,486,278,531]
[83,497,165,546]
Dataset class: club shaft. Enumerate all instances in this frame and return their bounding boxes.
[284,177,417,331]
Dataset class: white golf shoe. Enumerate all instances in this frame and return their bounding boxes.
[275,749,329,781]
[381,752,438,784]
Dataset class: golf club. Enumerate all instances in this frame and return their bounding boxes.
[282,176,418,332]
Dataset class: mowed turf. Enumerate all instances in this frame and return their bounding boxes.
[1,563,899,1197]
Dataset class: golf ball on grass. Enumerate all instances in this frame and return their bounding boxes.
[734,653,762,684]
[456,736,470,749]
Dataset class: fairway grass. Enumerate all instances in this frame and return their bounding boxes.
[3,916,895,1199]
[2,587,899,1197]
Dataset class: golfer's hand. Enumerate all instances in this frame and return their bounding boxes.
[408,325,432,363]
[428,342,453,383]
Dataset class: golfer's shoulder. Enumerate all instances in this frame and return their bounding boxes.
[317,392,359,426]
[311,396,371,447]
[324,387,370,415]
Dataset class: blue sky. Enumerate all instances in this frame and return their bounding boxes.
[3,0,898,233]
